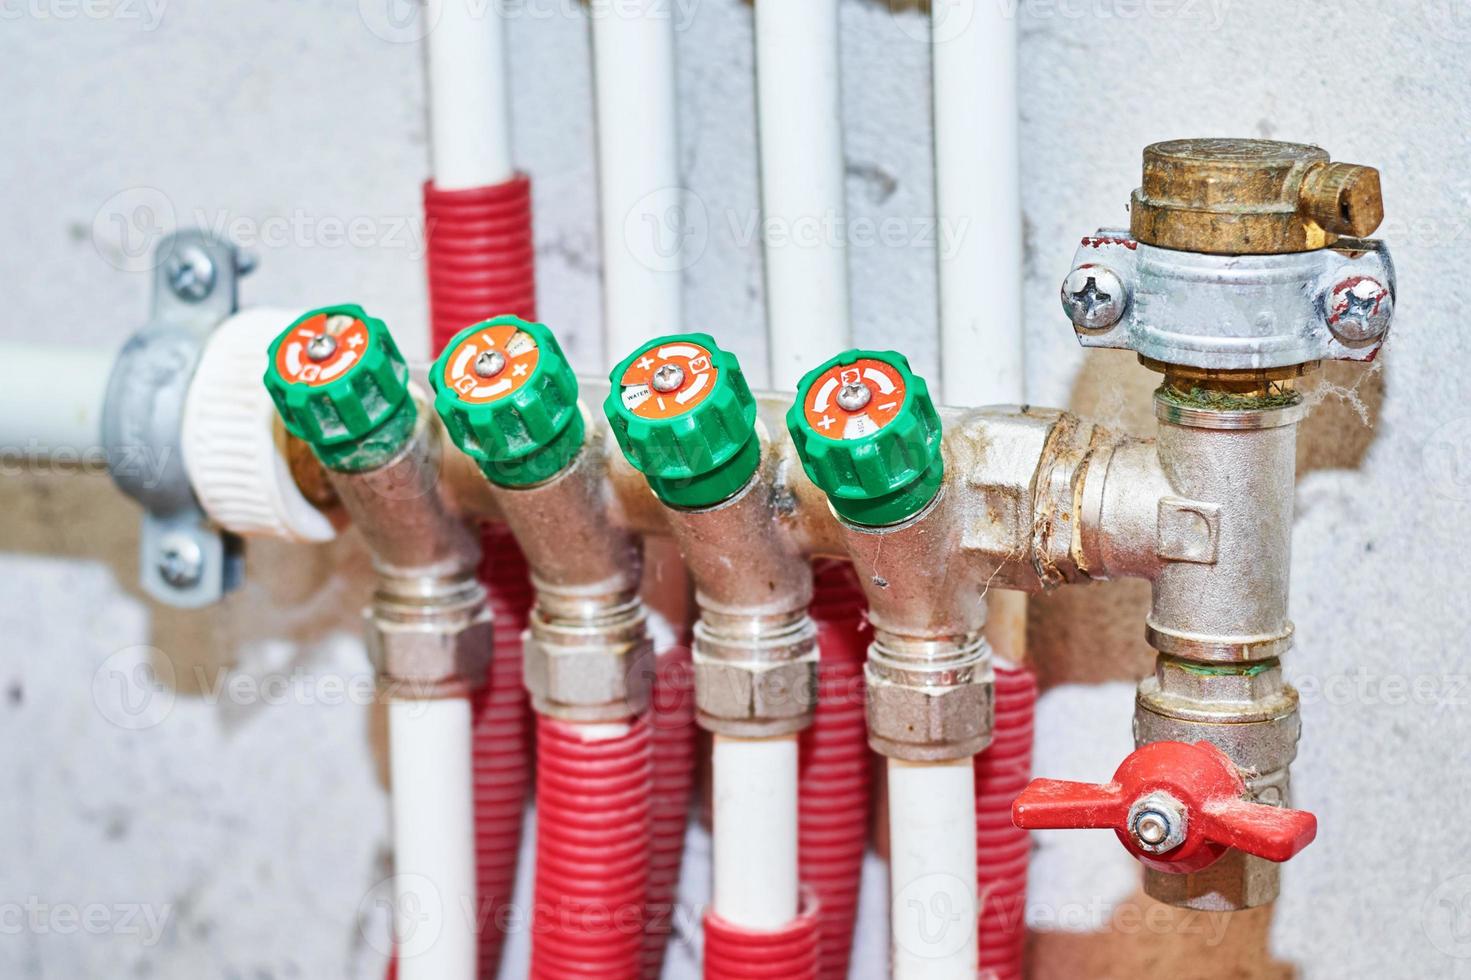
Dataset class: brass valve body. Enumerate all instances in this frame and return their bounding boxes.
[1130,138,1383,255]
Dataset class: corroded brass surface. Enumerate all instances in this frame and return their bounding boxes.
[1130,138,1383,255]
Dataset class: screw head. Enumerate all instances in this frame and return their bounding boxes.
[836,381,873,412]
[157,533,204,589]
[306,334,338,362]
[474,350,507,378]
[1061,266,1127,330]
[1324,276,1393,345]
[651,363,685,393]
[165,246,217,303]
[1127,792,1188,855]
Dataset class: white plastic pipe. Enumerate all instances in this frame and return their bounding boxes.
[888,759,979,979]
[0,341,115,457]
[712,734,800,928]
[590,0,682,364]
[755,0,850,390]
[933,0,1024,406]
[387,697,478,980]
[425,0,514,188]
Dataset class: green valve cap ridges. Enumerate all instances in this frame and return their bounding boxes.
[603,333,759,509]
[264,304,415,472]
[786,349,943,527]
[430,316,584,487]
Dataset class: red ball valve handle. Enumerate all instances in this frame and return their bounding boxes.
[1011,741,1317,874]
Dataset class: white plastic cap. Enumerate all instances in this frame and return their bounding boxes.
[182,306,337,543]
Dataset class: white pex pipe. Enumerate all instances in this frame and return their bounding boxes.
[590,0,682,363]
[0,341,115,456]
[387,697,479,980]
[425,0,514,188]
[712,734,800,929]
[755,0,850,390]
[933,0,1024,407]
[888,759,980,979]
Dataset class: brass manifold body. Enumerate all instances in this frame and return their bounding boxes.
[309,136,1384,914]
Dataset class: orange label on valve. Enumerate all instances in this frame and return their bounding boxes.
[440,322,541,404]
[802,358,907,440]
[274,311,370,387]
[618,340,719,419]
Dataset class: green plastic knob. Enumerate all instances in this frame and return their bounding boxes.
[603,333,759,509]
[429,316,585,487]
[264,304,415,472]
[786,349,943,527]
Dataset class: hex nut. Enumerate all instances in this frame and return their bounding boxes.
[524,628,654,722]
[692,649,819,737]
[366,604,493,697]
[865,663,994,762]
[1127,792,1188,855]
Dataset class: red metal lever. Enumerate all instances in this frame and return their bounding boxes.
[1011,741,1317,874]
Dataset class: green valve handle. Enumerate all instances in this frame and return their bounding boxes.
[786,349,943,527]
[603,333,759,509]
[264,304,415,472]
[429,316,584,487]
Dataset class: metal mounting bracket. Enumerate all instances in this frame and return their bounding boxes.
[1063,230,1396,371]
[102,230,248,608]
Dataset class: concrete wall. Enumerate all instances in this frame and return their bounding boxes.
[3,0,1469,976]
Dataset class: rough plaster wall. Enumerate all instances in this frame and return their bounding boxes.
[2,0,1470,977]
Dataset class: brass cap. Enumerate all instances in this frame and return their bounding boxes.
[1130,138,1383,255]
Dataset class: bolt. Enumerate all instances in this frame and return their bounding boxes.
[474,350,507,378]
[1126,792,1188,855]
[1325,276,1392,345]
[1061,266,1127,330]
[306,334,338,362]
[652,363,685,393]
[836,381,872,412]
[165,246,216,303]
[157,534,204,589]
[1134,810,1171,847]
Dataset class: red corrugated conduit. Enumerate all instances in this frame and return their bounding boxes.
[801,561,873,980]
[426,176,539,977]
[424,176,538,341]
[703,893,822,980]
[975,665,1038,980]
[472,528,536,978]
[645,643,697,979]
[530,715,653,980]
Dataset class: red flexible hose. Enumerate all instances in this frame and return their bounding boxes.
[645,644,697,979]
[974,665,1037,980]
[801,561,873,980]
[703,893,822,980]
[424,176,537,342]
[425,176,539,980]
[472,528,535,978]
[531,715,653,980]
